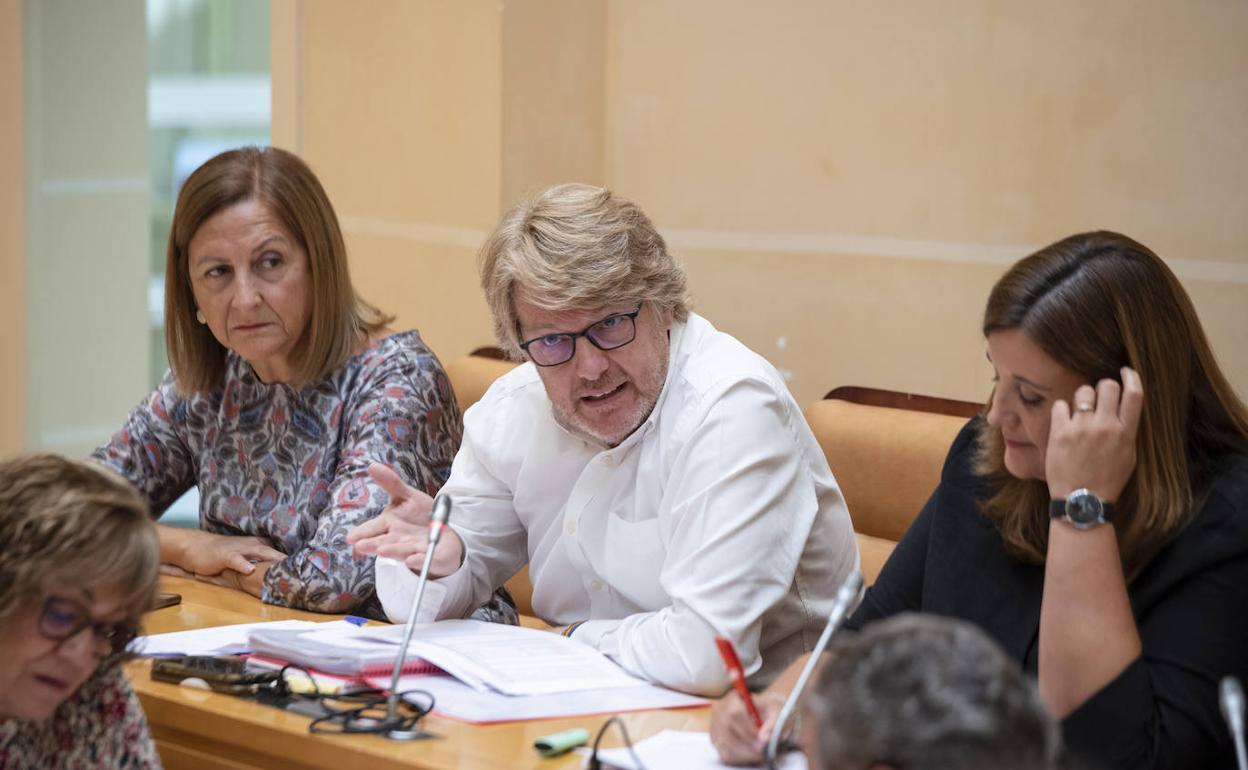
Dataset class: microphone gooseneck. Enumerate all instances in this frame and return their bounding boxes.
[1221,676,1248,770]
[764,570,864,770]
[384,494,453,740]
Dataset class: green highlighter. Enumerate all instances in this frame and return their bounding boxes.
[534,727,591,758]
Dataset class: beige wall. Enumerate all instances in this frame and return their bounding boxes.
[275,0,606,363]
[280,0,1248,407]
[1,0,25,458]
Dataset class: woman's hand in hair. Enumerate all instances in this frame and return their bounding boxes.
[1045,367,1144,503]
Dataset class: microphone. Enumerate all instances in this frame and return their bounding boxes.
[383,494,453,740]
[1221,676,1248,770]
[765,570,864,770]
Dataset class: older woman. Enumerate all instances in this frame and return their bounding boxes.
[0,454,161,768]
[712,231,1248,769]
[95,146,513,621]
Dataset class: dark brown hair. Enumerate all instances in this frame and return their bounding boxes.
[165,146,392,392]
[977,231,1248,578]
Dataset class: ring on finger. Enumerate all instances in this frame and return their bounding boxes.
[1076,401,1094,413]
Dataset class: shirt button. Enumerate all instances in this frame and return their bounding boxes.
[601,455,614,465]
[566,520,577,535]
[590,580,604,591]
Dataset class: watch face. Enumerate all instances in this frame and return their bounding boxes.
[1066,491,1104,528]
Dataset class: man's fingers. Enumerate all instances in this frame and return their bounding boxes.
[350,533,388,557]
[159,563,193,578]
[368,463,417,503]
[375,536,427,562]
[347,516,389,545]
[229,554,256,575]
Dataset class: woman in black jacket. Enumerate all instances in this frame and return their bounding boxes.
[713,231,1248,770]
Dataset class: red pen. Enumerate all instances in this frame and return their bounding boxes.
[715,637,763,729]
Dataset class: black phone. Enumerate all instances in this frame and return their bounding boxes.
[151,655,279,695]
[152,592,182,610]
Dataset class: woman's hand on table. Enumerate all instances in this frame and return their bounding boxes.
[1045,366,1143,503]
[195,561,277,598]
[158,525,286,577]
[346,463,464,578]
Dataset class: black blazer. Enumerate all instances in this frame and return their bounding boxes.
[847,418,1248,770]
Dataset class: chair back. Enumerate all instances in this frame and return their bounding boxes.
[443,350,533,615]
[445,349,518,413]
[805,388,979,582]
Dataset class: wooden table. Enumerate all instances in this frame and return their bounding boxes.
[127,578,710,769]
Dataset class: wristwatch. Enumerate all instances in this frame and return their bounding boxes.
[1049,488,1114,530]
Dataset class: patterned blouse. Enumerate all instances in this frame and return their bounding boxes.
[0,666,160,769]
[94,331,515,622]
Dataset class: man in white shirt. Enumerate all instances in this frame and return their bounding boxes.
[348,183,858,696]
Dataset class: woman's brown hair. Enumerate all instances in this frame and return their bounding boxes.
[977,231,1248,578]
[165,146,392,393]
[0,454,159,659]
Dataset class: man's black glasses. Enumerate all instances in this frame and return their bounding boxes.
[39,596,136,657]
[518,304,643,367]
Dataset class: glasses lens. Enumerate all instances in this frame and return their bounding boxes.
[528,334,574,366]
[587,314,636,350]
[39,597,85,640]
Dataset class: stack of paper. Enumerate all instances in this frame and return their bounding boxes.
[248,623,440,677]
[134,619,325,656]
[365,620,647,694]
[137,618,709,724]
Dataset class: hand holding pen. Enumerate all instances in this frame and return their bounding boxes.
[713,637,786,765]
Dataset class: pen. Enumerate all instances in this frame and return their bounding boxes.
[715,637,763,729]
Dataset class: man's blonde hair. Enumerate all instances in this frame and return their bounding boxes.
[479,183,691,358]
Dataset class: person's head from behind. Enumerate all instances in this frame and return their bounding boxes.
[802,614,1059,770]
[978,230,1248,575]
[480,183,691,447]
[0,455,159,721]
[165,145,390,391]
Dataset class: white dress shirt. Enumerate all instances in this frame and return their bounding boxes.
[376,313,858,696]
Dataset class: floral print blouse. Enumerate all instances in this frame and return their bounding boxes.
[0,666,160,769]
[94,331,515,622]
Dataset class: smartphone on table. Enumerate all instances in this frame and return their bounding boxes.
[151,592,182,610]
[151,655,279,695]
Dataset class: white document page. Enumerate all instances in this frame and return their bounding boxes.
[588,730,807,770]
[366,619,647,695]
[134,619,325,656]
[372,673,706,723]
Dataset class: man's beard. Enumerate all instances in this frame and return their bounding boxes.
[551,359,668,448]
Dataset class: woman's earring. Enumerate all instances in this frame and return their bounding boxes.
[196,309,207,325]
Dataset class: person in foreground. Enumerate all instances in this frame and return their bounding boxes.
[349,183,859,695]
[0,454,161,769]
[712,231,1248,769]
[800,614,1060,770]
[95,146,512,622]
